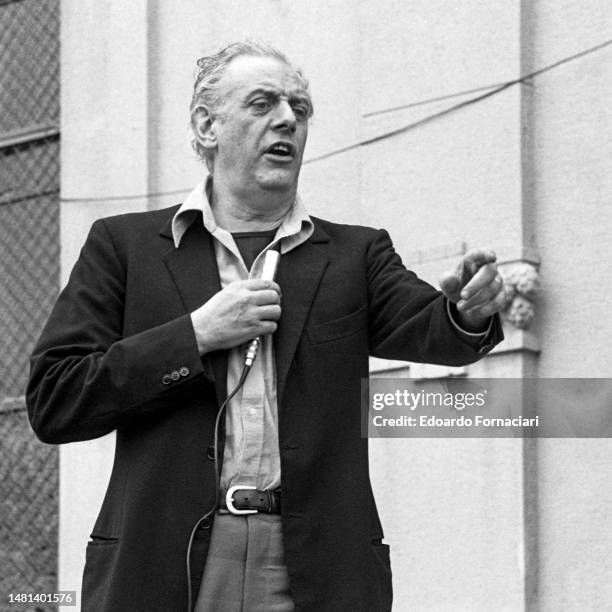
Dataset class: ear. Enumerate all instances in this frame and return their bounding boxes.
[192,104,218,152]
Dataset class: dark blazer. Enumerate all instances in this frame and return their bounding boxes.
[27,205,502,612]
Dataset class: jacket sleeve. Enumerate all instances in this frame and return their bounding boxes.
[26,218,210,444]
[366,229,503,364]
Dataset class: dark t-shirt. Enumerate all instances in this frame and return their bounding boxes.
[231,229,277,271]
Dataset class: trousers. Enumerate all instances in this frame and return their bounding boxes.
[195,512,295,612]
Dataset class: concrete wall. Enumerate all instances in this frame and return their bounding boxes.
[59,0,152,605]
[58,1,612,610]
[522,2,612,610]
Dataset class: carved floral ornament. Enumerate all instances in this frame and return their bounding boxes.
[499,263,540,329]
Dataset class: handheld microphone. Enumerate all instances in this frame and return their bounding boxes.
[244,249,280,367]
[260,249,280,283]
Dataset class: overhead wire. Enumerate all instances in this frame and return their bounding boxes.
[361,81,511,118]
[60,37,612,204]
[305,36,612,164]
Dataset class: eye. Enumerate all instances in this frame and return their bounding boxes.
[251,98,270,112]
[292,105,308,119]
[290,99,311,120]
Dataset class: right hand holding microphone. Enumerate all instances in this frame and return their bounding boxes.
[190,279,281,355]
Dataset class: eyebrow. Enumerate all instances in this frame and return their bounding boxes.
[245,86,311,104]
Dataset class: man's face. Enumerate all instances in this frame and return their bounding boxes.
[209,55,312,197]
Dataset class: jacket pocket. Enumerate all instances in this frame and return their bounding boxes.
[87,534,120,547]
[370,540,393,612]
[307,304,368,345]
[82,537,119,611]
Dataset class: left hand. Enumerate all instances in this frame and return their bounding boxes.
[439,249,506,329]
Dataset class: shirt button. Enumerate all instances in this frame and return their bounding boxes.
[206,445,216,461]
[199,517,212,530]
[162,374,172,385]
[179,366,190,377]
[170,370,180,381]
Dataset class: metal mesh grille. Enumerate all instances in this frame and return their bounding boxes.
[0,0,60,608]
[0,195,60,397]
[0,401,58,612]
[0,0,60,134]
[0,136,60,205]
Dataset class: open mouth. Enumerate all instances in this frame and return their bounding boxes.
[265,142,295,158]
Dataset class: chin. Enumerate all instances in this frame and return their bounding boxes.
[257,171,300,192]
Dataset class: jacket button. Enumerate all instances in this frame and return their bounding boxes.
[179,366,190,377]
[206,445,216,461]
[170,370,180,381]
[162,374,172,385]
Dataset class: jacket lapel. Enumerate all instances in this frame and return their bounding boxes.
[160,215,228,404]
[275,224,329,404]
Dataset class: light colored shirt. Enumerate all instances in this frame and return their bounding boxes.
[172,179,314,491]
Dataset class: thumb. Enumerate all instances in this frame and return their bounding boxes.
[439,271,462,302]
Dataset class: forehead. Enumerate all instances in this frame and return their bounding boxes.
[219,55,309,99]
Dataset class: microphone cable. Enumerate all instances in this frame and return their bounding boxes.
[185,249,280,611]
[185,362,250,612]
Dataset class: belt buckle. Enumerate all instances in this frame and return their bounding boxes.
[226,485,258,515]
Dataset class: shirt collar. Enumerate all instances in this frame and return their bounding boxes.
[171,177,215,248]
[171,176,313,251]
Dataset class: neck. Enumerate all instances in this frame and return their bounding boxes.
[210,176,295,232]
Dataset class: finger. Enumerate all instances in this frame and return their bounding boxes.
[257,321,278,336]
[458,272,503,311]
[257,304,282,321]
[251,289,282,305]
[452,249,497,297]
[244,279,281,293]
[464,284,507,317]
[459,263,497,301]
[462,248,497,271]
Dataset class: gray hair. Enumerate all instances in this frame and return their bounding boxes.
[189,40,312,165]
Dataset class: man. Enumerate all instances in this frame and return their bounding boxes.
[27,41,505,611]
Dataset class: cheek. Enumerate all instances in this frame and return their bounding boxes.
[296,129,308,154]
[232,125,261,150]
[219,128,254,159]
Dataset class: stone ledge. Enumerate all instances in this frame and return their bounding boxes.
[369,357,411,374]
[491,327,540,355]
[0,396,26,414]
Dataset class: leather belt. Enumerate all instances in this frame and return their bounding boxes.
[219,485,282,515]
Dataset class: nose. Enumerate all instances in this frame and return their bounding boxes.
[272,100,296,133]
